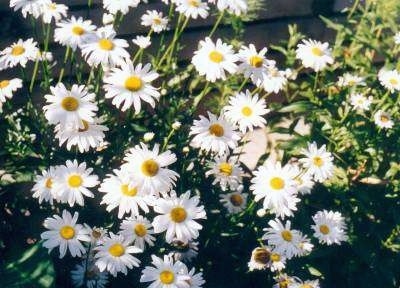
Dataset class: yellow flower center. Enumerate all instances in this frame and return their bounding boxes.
[313,156,324,167]
[249,55,263,68]
[380,115,389,122]
[11,45,25,56]
[299,285,313,288]
[49,3,57,10]
[134,223,147,237]
[209,50,224,63]
[72,26,85,36]
[98,38,114,51]
[279,280,290,288]
[61,96,79,111]
[59,225,75,240]
[219,162,232,176]
[45,178,53,189]
[78,120,90,132]
[108,243,125,257]
[270,177,285,190]
[68,174,83,188]
[209,123,224,137]
[270,253,281,262]
[121,184,138,197]
[125,76,143,92]
[253,248,270,264]
[311,47,324,56]
[141,159,159,177]
[170,207,187,223]
[389,78,398,85]
[159,270,175,284]
[230,194,244,206]
[319,224,330,235]
[153,18,162,25]
[281,230,293,242]
[189,0,199,7]
[241,106,253,117]
[0,80,10,89]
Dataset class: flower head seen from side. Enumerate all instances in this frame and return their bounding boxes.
[94,233,142,277]
[223,90,269,133]
[152,191,206,243]
[40,2,68,24]
[311,210,348,245]
[103,61,160,113]
[120,215,156,251]
[176,0,209,19]
[205,154,243,191]
[337,73,365,87]
[0,38,39,68]
[10,0,51,18]
[374,110,394,129]
[54,16,96,51]
[53,160,99,207]
[170,240,199,263]
[141,10,169,33]
[289,279,321,288]
[140,254,190,288]
[219,187,248,214]
[192,37,238,82]
[71,260,109,288]
[260,65,288,94]
[210,0,248,16]
[180,266,205,288]
[103,0,140,15]
[189,112,240,155]
[32,166,59,205]
[295,39,334,71]
[299,142,334,183]
[0,78,22,104]
[378,68,400,93]
[237,44,271,86]
[248,246,271,271]
[41,210,90,258]
[132,35,151,49]
[350,93,373,111]
[294,172,315,195]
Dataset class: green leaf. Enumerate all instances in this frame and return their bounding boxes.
[278,101,315,113]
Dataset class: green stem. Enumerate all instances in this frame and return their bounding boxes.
[58,46,71,83]
[29,59,40,93]
[157,14,184,68]
[162,129,175,151]
[193,82,210,109]
[209,11,225,38]
[238,77,248,91]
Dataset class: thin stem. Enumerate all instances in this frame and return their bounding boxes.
[58,46,71,83]
[193,82,210,109]
[209,11,225,38]
[238,77,248,91]
[162,129,175,151]
[29,59,40,93]
[157,14,184,68]
[347,0,361,19]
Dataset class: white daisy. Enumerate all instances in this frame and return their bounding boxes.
[295,39,334,71]
[0,78,22,104]
[81,26,130,67]
[54,16,97,51]
[192,37,238,82]
[85,225,108,246]
[44,83,98,129]
[269,251,286,272]
[205,154,242,191]
[273,274,296,288]
[337,73,365,87]
[350,93,373,111]
[299,142,334,183]
[374,110,394,129]
[152,191,206,243]
[140,254,190,287]
[71,261,109,288]
[170,240,199,262]
[120,215,156,250]
[121,142,179,196]
[176,0,209,19]
[10,0,51,18]
[40,2,68,24]
[250,160,300,218]
[103,62,160,113]
[219,187,248,214]
[248,247,271,271]
[103,0,140,15]
[395,32,400,44]
[289,280,320,288]
[189,112,240,155]
[294,172,315,195]
[94,233,142,277]
[209,0,247,15]
[312,210,348,245]
[0,38,38,68]
[296,234,314,257]
[181,266,205,288]
[53,160,99,207]
[132,35,151,49]
[141,10,169,33]
[41,210,90,258]
[260,65,288,93]
[378,68,400,92]
[223,90,269,133]
[237,44,271,85]
[32,166,58,204]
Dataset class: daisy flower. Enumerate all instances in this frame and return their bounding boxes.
[140,254,190,287]
[94,233,142,277]
[54,16,97,51]
[180,266,205,288]
[53,160,99,207]
[273,274,296,288]
[219,187,248,214]
[85,225,108,246]
[289,279,320,288]
[210,0,247,15]
[189,112,240,155]
[0,78,22,104]
[103,0,140,15]
[103,62,160,113]
[248,246,271,271]
[395,32,400,44]
[374,110,394,129]
[294,172,315,195]
[260,65,288,93]
[337,73,365,87]
[132,35,151,49]
[299,142,334,183]
[152,191,206,243]
[262,219,302,259]
[378,68,400,92]
[10,0,51,18]
[170,240,199,262]
[0,38,38,68]
[32,166,58,204]
[41,210,90,258]
[192,37,238,82]
[40,2,68,24]
[44,83,98,129]
[223,90,269,133]
[141,10,169,33]
[237,44,271,85]
[71,261,109,288]
[121,142,179,196]
[312,210,348,245]
[350,93,373,111]
[297,234,314,256]
[295,39,334,71]
[205,154,242,191]
[99,169,153,218]
[269,251,286,272]
[250,160,300,218]
[81,26,130,67]
[176,0,209,19]
[120,215,156,250]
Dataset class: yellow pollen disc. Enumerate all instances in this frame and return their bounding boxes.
[61,96,79,111]
[299,285,313,288]
[153,18,162,25]
[98,38,114,51]
[319,224,330,235]
[68,174,83,188]
[347,80,356,86]
[72,26,85,36]
[108,243,125,257]
[253,248,270,264]
[78,120,90,132]
[59,225,75,240]
[279,280,290,288]
[189,0,199,7]
[311,47,323,56]
[11,45,25,56]
[230,194,244,206]
[141,159,159,177]
[209,123,224,137]
[241,106,253,117]
[281,230,293,242]
[219,162,232,176]
[134,224,147,237]
[249,55,263,68]
[313,156,324,167]
[270,253,281,262]
[209,50,224,63]
[389,78,398,85]
[125,76,143,92]
[270,177,285,190]
[45,178,53,189]
[170,207,187,223]
[121,184,138,197]
[380,115,389,122]
[0,80,10,89]
[92,230,102,239]
[49,3,57,10]
[159,270,175,284]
